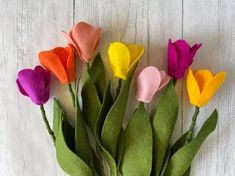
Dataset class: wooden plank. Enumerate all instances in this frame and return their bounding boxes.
[0,0,73,175]
[183,0,235,176]
[146,0,183,143]
[1,0,235,175]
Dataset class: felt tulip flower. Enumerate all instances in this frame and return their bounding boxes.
[38,45,75,84]
[16,65,51,105]
[185,68,226,143]
[39,45,76,105]
[16,66,55,142]
[108,42,144,80]
[168,39,202,79]
[186,69,226,107]
[61,22,101,63]
[136,66,170,103]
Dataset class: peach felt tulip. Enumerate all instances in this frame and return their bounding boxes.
[38,46,75,84]
[108,42,144,80]
[136,66,170,103]
[61,22,101,62]
[186,69,226,107]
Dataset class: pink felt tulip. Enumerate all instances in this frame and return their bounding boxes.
[136,66,170,103]
[61,22,101,62]
[168,39,202,79]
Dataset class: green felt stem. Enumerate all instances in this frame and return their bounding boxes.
[185,106,200,144]
[40,105,55,142]
[68,83,75,107]
[115,79,122,99]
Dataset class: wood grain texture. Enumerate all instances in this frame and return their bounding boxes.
[183,1,235,176]
[0,0,234,175]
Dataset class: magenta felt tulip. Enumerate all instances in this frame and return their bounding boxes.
[61,22,101,62]
[168,39,202,79]
[16,66,51,105]
[136,66,170,103]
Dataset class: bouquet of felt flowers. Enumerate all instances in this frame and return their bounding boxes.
[16,22,226,176]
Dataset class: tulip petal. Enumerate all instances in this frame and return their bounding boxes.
[136,66,161,103]
[39,51,69,84]
[158,71,171,90]
[65,46,76,82]
[52,46,75,82]
[61,30,81,56]
[194,70,213,92]
[186,69,200,106]
[190,43,202,58]
[174,40,190,63]
[126,44,144,73]
[173,40,191,78]
[34,65,51,87]
[16,79,29,96]
[167,39,178,77]
[198,72,226,107]
[52,47,69,68]
[108,42,130,80]
[17,69,47,104]
[71,22,101,62]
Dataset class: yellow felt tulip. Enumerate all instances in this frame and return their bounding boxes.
[108,42,144,80]
[186,69,226,107]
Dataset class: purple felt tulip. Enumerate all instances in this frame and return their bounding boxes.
[16,66,51,105]
[167,39,202,79]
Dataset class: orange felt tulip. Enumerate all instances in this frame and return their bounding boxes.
[38,46,75,84]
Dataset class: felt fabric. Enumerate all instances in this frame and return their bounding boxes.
[167,39,202,79]
[186,69,226,107]
[151,80,179,176]
[81,69,101,132]
[164,110,218,176]
[16,65,51,105]
[53,99,93,176]
[93,83,117,176]
[108,42,144,80]
[120,103,152,176]
[61,22,101,63]
[88,53,106,101]
[38,46,75,84]
[101,65,137,158]
[136,66,170,103]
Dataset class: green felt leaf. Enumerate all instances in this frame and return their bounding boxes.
[182,168,190,176]
[91,150,102,176]
[160,146,171,176]
[54,100,93,176]
[89,53,106,101]
[170,131,189,157]
[62,112,75,151]
[151,80,179,176]
[74,97,93,166]
[120,103,152,176]
[169,132,190,176]
[101,66,136,158]
[53,99,75,150]
[81,70,101,131]
[164,109,218,176]
[116,128,125,170]
[94,82,117,176]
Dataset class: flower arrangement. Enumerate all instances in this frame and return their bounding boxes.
[16,22,226,176]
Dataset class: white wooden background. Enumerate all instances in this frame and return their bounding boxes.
[0,0,234,175]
